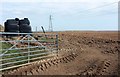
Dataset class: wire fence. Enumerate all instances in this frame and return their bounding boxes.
[0,32,58,71]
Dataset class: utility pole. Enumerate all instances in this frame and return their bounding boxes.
[48,15,53,32]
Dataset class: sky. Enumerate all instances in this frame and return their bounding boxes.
[0,0,119,31]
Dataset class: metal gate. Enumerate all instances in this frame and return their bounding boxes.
[0,32,58,71]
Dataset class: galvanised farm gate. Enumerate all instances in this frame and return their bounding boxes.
[0,32,58,71]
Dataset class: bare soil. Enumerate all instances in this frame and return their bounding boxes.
[4,31,119,76]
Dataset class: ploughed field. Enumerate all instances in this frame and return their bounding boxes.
[4,31,119,75]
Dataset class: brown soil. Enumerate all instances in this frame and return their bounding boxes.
[4,31,119,76]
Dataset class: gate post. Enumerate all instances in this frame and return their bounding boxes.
[0,40,2,76]
[28,34,30,63]
[55,34,58,50]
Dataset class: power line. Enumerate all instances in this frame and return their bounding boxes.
[61,2,118,17]
[77,2,118,13]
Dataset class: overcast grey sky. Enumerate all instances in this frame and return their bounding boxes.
[0,0,119,31]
